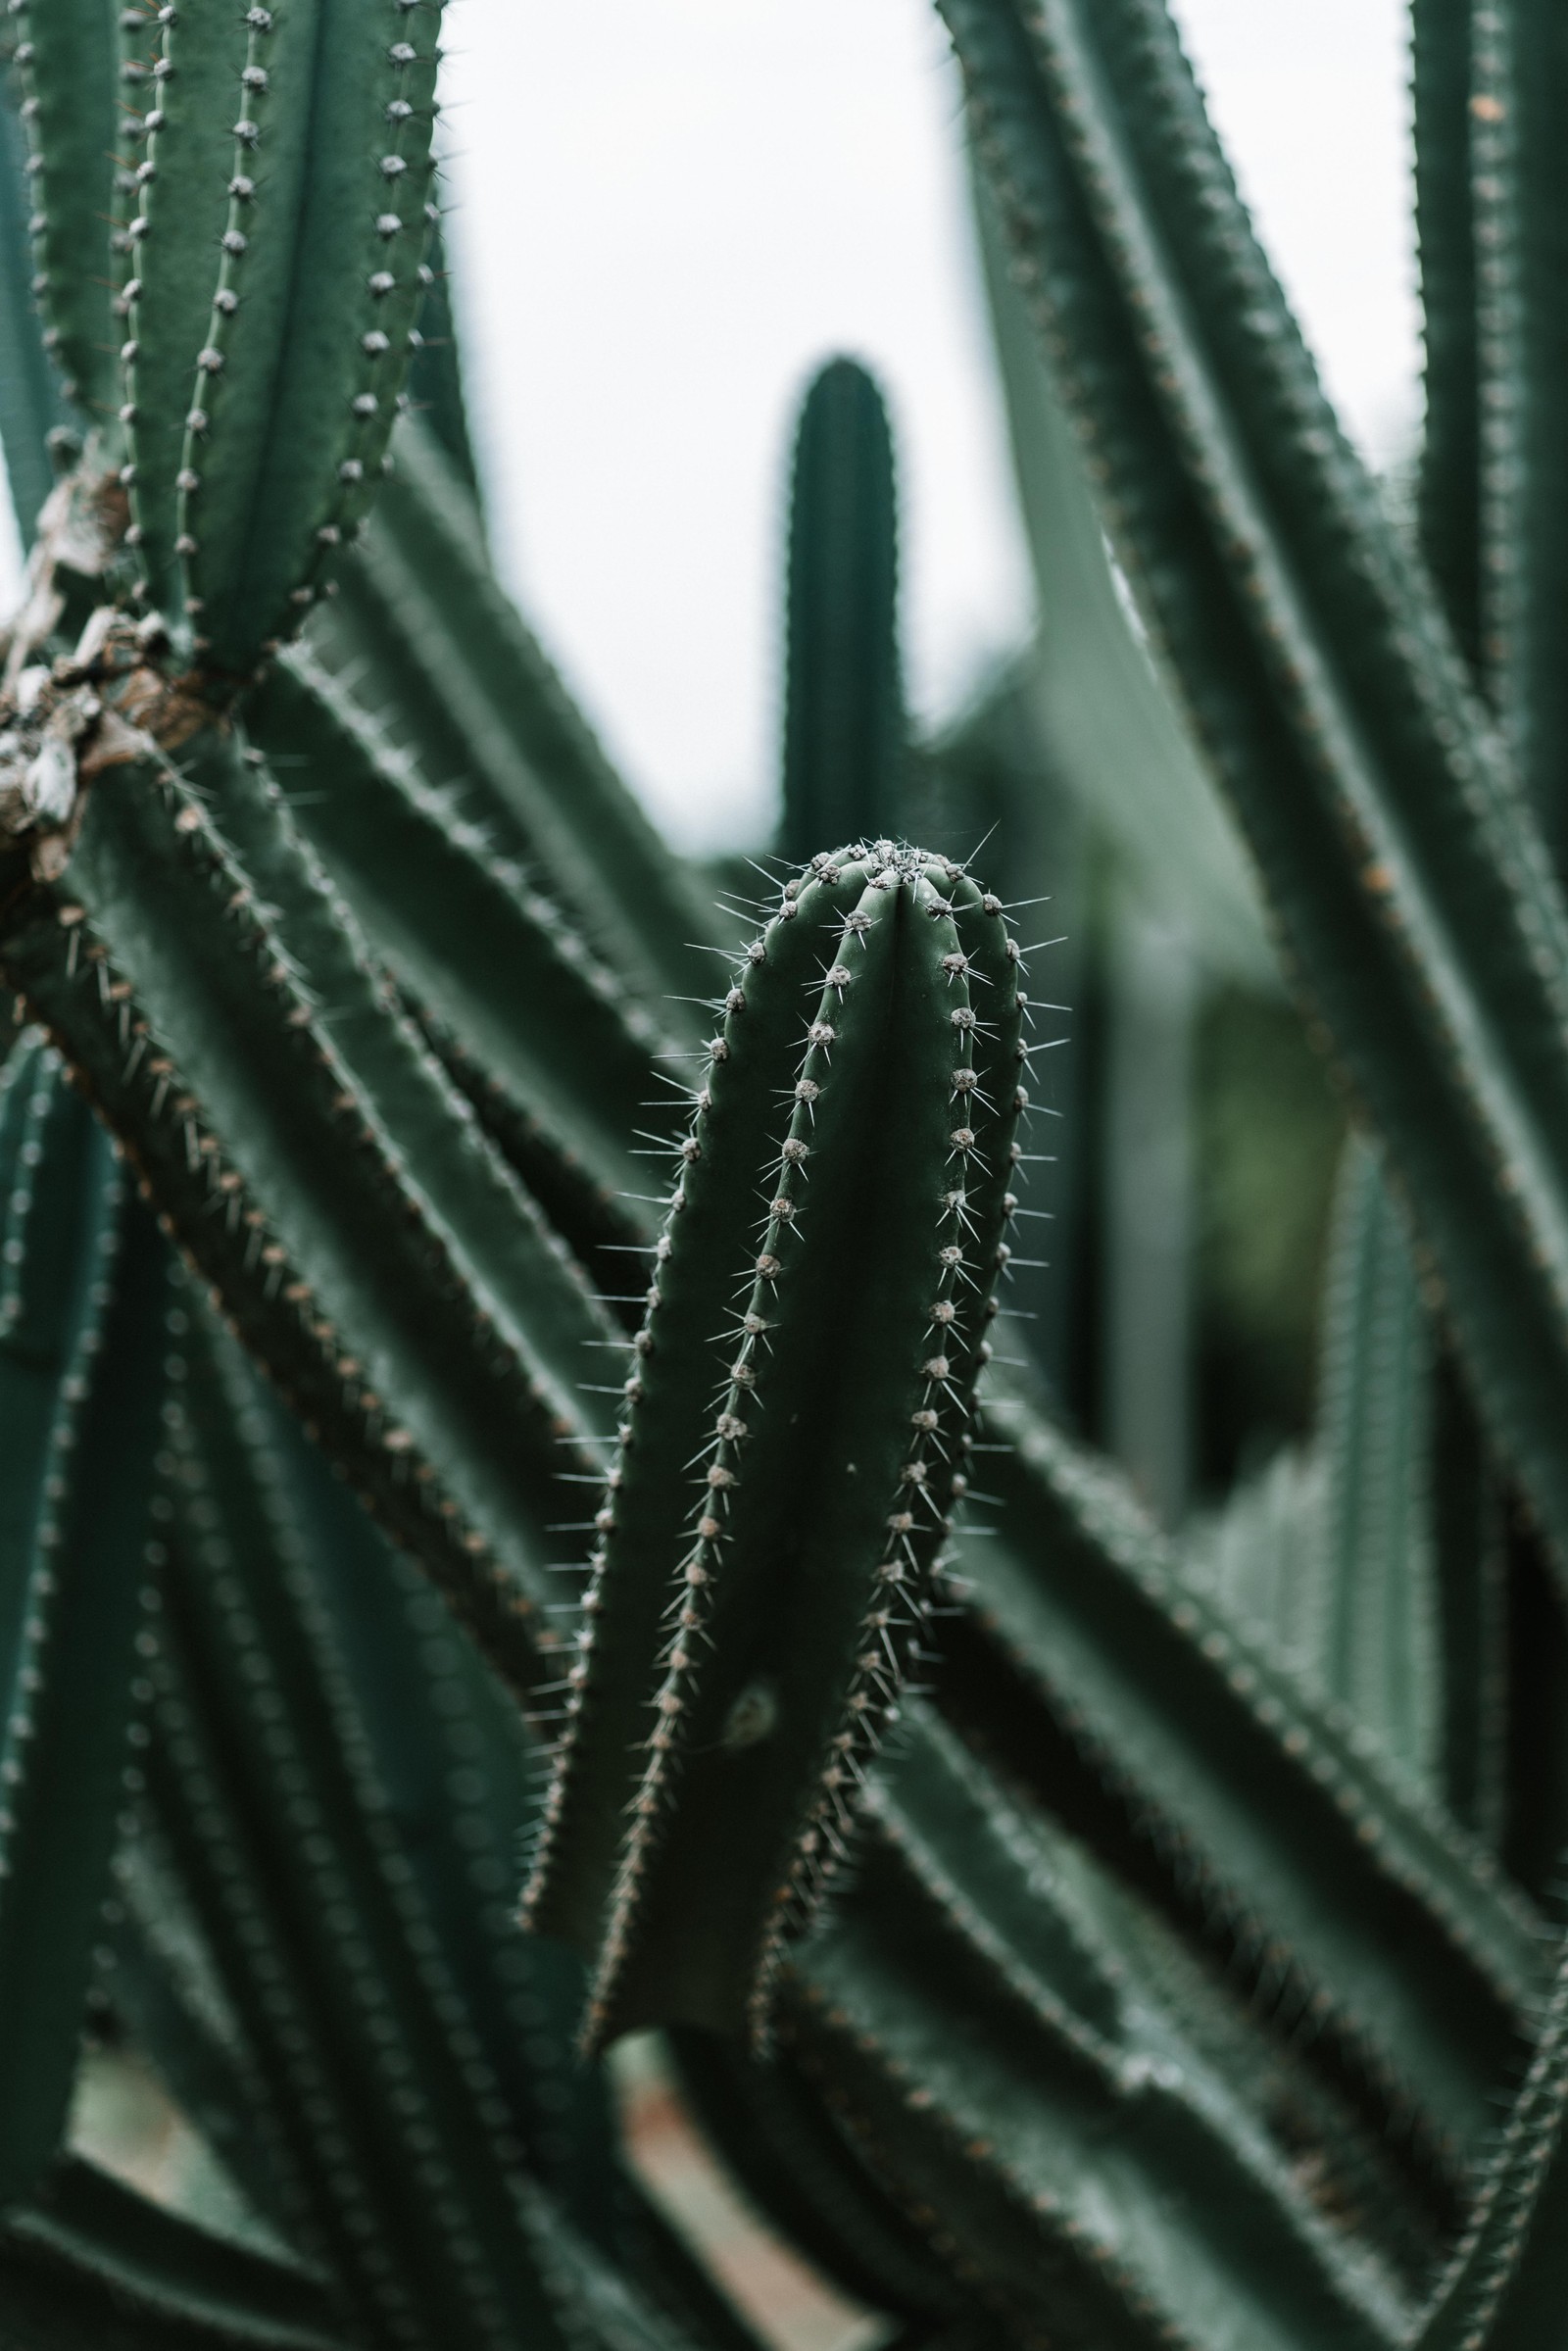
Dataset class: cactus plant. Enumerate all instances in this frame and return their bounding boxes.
[4,2,1568,2348]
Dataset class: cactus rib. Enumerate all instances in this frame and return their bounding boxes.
[525,845,1024,2045]
[119,0,445,671]
[1,735,617,1706]
[941,0,1568,1578]
[246,648,670,1252]
[0,1042,172,2204]
[6,0,118,418]
[0,2157,349,2350]
[311,416,723,1014]
[946,1387,1547,2166]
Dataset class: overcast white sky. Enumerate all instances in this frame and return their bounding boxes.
[2,1,1419,852]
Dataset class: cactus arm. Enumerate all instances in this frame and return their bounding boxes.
[1411,1941,1568,2350]
[785,1804,1410,2351]
[948,1388,1547,2165]
[1312,1139,1442,1789]
[0,2160,348,2351]
[311,416,723,1013]
[1470,2,1568,867]
[121,0,444,672]
[941,0,1568,1576]
[145,1311,578,2349]
[6,0,119,420]
[0,1045,172,2203]
[780,1714,1421,2351]
[1410,0,1482,668]
[187,727,618,1433]
[0,734,622,1700]
[779,361,905,861]
[109,1837,310,2249]
[0,53,69,547]
[246,649,668,1240]
[971,159,1272,988]
[525,849,1022,2045]
[665,2026,971,2324]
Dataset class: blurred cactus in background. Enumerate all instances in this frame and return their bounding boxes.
[2,3,1568,2347]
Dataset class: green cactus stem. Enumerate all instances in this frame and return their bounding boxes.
[308,417,722,1016]
[1414,1938,1568,2348]
[118,0,445,674]
[245,648,671,1272]
[779,361,906,863]
[941,0,1568,1583]
[1409,0,1481,673]
[1468,0,1568,872]
[524,843,1025,2046]
[0,704,615,1705]
[944,1385,1546,2169]
[6,0,119,420]
[0,2156,349,2351]
[0,48,70,548]
[0,1040,172,2203]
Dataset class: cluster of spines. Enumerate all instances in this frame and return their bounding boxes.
[529,842,1030,2028]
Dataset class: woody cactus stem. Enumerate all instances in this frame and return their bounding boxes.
[523,842,1026,2047]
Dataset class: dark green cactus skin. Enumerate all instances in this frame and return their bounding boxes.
[6,0,119,418]
[0,47,69,548]
[1468,1,1568,866]
[307,416,723,1016]
[0,715,619,1707]
[118,0,446,673]
[0,2155,349,2349]
[944,1386,1545,2173]
[9,4,1568,2346]
[244,646,671,1269]
[0,1042,171,2206]
[1410,0,1482,674]
[780,362,906,863]
[1414,1941,1568,2351]
[940,0,1568,1588]
[525,845,1024,2045]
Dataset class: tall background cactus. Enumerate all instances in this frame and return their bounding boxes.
[2,4,1568,2348]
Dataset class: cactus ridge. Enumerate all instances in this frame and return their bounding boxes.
[0,738,616,1705]
[0,2153,350,2348]
[0,1042,172,2203]
[1414,1940,1568,2349]
[943,0,1568,1578]
[247,646,671,1250]
[116,0,445,673]
[948,1389,1548,2168]
[1312,1137,1442,1789]
[7,0,119,419]
[0,49,71,549]
[1468,0,1568,871]
[143,1305,582,2348]
[309,416,724,1015]
[523,842,1025,2045]
[782,1718,1416,2351]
